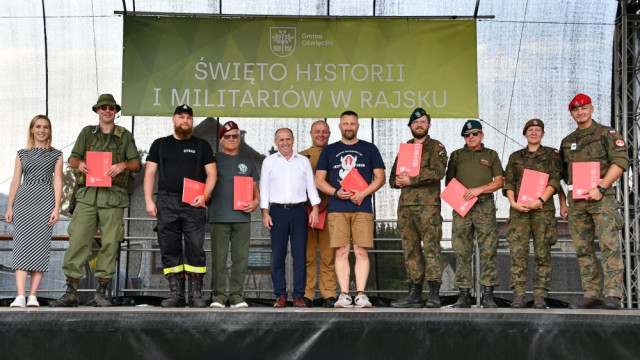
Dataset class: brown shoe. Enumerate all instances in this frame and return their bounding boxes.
[604,296,621,310]
[510,295,525,308]
[533,296,547,309]
[293,298,307,308]
[569,297,604,309]
[273,296,287,308]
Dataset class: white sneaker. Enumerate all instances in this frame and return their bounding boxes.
[354,294,372,308]
[10,295,26,308]
[27,295,39,307]
[230,297,248,308]
[334,293,353,308]
[210,301,225,308]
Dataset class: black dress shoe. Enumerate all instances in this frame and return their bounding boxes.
[302,297,314,308]
[323,297,337,308]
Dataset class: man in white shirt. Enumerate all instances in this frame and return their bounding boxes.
[260,128,320,307]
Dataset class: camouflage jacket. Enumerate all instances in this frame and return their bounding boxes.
[503,145,562,211]
[390,136,447,207]
[559,120,629,195]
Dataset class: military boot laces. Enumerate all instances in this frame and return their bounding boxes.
[424,281,441,308]
[390,283,423,308]
[49,277,80,307]
[481,285,498,308]
[91,278,112,307]
[161,273,186,308]
[188,273,207,308]
[452,288,471,308]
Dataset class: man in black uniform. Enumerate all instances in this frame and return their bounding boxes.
[144,105,217,307]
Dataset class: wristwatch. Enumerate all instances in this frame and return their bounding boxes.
[597,185,606,194]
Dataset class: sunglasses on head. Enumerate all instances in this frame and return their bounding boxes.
[99,105,116,111]
[223,134,240,139]
[463,131,482,138]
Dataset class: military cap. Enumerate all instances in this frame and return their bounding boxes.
[92,94,121,113]
[568,93,591,110]
[218,121,239,139]
[522,119,544,135]
[408,107,428,126]
[461,119,482,136]
[174,104,193,116]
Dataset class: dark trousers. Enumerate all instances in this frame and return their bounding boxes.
[269,205,308,299]
[157,192,207,274]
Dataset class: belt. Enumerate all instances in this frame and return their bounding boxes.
[270,202,305,209]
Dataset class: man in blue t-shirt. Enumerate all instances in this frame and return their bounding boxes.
[316,110,386,308]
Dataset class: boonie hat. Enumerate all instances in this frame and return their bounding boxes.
[461,119,482,136]
[92,94,121,113]
[408,107,428,126]
[174,104,193,116]
[218,121,239,139]
[568,94,591,110]
[522,119,544,135]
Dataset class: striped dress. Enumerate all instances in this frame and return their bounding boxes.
[12,148,61,272]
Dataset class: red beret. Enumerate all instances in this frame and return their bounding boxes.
[218,121,239,138]
[568,94,591,110]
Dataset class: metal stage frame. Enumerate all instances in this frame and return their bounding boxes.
[614,0,640,308]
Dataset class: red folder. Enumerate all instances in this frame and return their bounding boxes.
[572,162,600,199]
[307,206,327,229]
[340,167,368,205]
[233,176,253,210]
[440,178,477,217]
[86,151,112,187]
[517,169,549,205]
[182,178,205,206]
[396,143,422,177]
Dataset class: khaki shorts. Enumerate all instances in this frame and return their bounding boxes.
[327,212,374,248]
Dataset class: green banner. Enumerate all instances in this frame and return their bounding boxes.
[122,16,478,118]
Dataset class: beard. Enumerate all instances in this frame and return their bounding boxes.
[342,130,356,140]
[174,125,193,140]
[411,128,428,140]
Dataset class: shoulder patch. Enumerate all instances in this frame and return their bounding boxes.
[438,143,445,149]
[615,139,625,147]
[554,149,559,155]
[609,130,617,135]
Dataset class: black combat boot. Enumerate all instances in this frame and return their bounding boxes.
[452,288,471,308]
[161,273,186,308]
[481,285,498,308]
[424,281,441,308]
[188,273,207,308]
[390,283,423,308]
[92,277,112,307]
[49,277,80,307]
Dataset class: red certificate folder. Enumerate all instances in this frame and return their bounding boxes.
[307,206,327,229]
[517,169,549,205]
[233,176,253,210]
[396,143,422,177]
[86,151,112,187]
[340,167,368,205]
[182,178,205,206]
[440,178,477,217]
[572,162,600,199]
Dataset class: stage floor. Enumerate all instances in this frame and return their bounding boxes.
[2,306,639,359]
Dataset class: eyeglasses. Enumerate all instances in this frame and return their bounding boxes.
[463,131,482,138]
[99,105,116,111]
[223,134,240,139]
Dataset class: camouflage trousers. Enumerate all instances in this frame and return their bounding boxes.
[452,197,499,288]
[397,205,443,284]
[569,194,624,299]
[506,209,557,297]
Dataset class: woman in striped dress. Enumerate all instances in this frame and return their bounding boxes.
[5,115,63,307]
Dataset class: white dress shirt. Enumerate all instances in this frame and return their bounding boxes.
[259,152,321,209]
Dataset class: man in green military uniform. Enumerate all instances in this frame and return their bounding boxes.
[503,119,562,309]
[50,94,140,307]
[446,120,504,308]
[559,93,629,310]
[390,108,447,308]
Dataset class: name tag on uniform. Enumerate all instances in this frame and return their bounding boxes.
[570,143,577,151]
